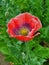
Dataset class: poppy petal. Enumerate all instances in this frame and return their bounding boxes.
[28,16,42,37]
[7,18,19,37]
[15,35,34,41]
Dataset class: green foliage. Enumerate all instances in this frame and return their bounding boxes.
[0,0,49,65]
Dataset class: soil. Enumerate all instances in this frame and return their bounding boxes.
[0,52,10,65]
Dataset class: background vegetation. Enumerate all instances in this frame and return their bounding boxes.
[0,0,49,65]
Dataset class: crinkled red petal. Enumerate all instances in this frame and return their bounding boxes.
[27,14,42,37]
[7,18,19,29]
[7,18,19,37]
[15,35,34,41]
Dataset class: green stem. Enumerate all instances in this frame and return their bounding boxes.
[21,42,30,65]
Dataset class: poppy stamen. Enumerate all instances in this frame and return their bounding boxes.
[19,28,29,36]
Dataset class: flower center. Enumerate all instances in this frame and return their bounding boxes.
[19,28,29,36]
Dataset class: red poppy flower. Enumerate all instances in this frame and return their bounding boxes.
[7,12,42,41]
